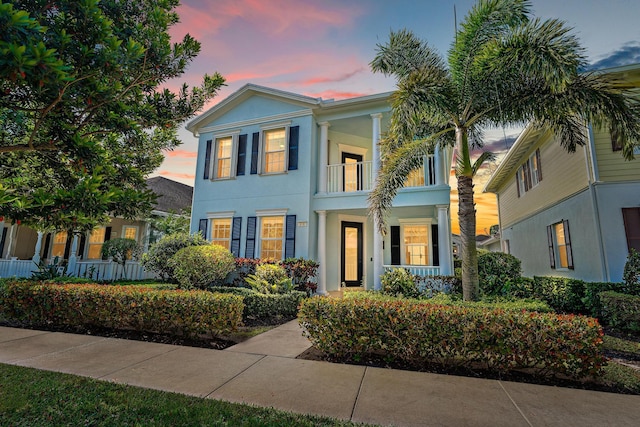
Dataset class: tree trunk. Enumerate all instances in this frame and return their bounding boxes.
[456,128,480,301]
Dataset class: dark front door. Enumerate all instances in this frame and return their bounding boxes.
[342,152,363,192]
[341,221,363,287]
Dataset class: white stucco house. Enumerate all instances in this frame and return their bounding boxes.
[186,84,454,293]
[484,64,640,283]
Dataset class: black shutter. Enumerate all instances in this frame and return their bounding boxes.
[564,220,574,270]
[245,216,257,258]
[237,134,247,176]
[611,130,623,152]
[78,234,86,260]
[250,132,259,174]
[523,162,531,191]
[390,226,400,265]
[288,126,299,171]
[63,233,72,260]
[231,217,242,257]
[535,149,542,181]
[547,225,556,269]
[431,224,439,267]
[198,219,208,239]
[516,176,521,198]
[285,215,296,259]
[41,232,51,260]
[203,140,212,180]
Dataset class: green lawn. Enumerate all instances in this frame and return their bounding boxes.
[0,364,372,427]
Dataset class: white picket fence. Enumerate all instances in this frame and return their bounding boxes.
[0,258,156,281]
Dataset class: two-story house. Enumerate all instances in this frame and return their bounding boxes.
[484,63,640,283]
[187,84,454,293]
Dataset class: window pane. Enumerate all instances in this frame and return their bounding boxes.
[51,231,67,257]
[265,151,285,173]
[344,226,358,281]
[124,227,137,240]
[260,216,284,259]
[264,129,286,173]
[344,159,359,192]
[404,225,429,265]
[216,137,232,178]
[87,228,105,259]
[211,218,232,249]
[554,223,568,268]
[265,129,286,151]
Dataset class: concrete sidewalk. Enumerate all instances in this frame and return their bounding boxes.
[1,322,639,427]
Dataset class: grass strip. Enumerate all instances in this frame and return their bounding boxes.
[0,364,372,427]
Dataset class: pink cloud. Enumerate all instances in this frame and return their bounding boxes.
[159,170,196,180]
[306,89,370,100]
[299,67,365,86]
[164,149,198,158]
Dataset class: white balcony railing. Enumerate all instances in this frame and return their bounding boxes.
[383,264,440,277]
[326,156,436,194]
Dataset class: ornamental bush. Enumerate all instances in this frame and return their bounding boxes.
[477,252,522,296]
[1,281,243,338]
[281,258,319,294]
[299,297,604,379]
[623,249,640,295]
[213,287,306,322]
[380,268,420,298]
[245,263,293,294]
[599,291,640,332]
[532,276,586,313]
[142,232,208,282]
[168,245,236,290]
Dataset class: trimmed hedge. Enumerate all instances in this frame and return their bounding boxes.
[600,291,640,332]
[532,276,586,313]
[1,281,243,338]
[299,297,604,379]
[212,287,306,321]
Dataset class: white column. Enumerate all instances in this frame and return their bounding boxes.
[32,231,44,264]
[316,210,327,295]
[318,122,330,194]
[370,113,384,290]
[437,205,453,275]
[4,224,16,259]
[143,222,151,253]
[66,233,79,275]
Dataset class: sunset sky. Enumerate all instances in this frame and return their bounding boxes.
[156,0,640,234]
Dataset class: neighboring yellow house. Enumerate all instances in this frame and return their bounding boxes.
[484,63,640,282]
[0,177,192,279]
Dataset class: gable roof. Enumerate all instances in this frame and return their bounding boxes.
[146,177,193,214]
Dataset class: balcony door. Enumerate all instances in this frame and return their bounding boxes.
[342,152,363,192]
[341,221,363,287]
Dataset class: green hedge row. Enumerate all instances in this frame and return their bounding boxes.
[599,291,640,332]
[299,297,604,379]
[1,281,243,338]
[212,287,306,322]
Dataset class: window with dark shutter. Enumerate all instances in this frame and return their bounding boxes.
[622,208,640,252]
[611,129,623,152]
[516,176,521,198]
[231,217,242,257]
[431,224,439,266]
[203,140,212,180]
[547,225,556,269]
[237,134,247,176]
[285,215,296,258]
[250,133,259,174]
[390,226,400,265]
[198,219,208,239]
[535,148,542,181]
[563,220,574,269]
[245,216,257,258]
[288,126,299,170]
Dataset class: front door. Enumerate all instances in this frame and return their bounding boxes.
[342,152,363,192]
[341,221,363,287]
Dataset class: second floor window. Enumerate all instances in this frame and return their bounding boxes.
[516,148,542,197]
[215,137,233,179]
[263,128,287,173]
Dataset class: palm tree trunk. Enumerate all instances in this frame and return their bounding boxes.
[456,128,480,301]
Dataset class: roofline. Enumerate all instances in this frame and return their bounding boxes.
[483,124,537,193]
[318,91,393,110]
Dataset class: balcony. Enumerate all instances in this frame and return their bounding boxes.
[325,156,436,194]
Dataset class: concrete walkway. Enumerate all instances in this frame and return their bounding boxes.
[1,322,639,427]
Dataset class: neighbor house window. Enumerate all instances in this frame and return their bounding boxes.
[622,208,640,252]
[259,216,284,259]
[211,218,232,250]
[51,231,67,258]
[262,128,287,173]
[403,224,429,265]
[516,149,542,197]
[547,220,573,269]
[215,136,233,179]
[122,226,137,240]
[87,227,106,259]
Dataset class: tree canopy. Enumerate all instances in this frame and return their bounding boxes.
[370,0,640,300]
[0,0,224,232]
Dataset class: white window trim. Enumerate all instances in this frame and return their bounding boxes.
[259,121,292,175]
[210,217,233,249]
[121,225,139,240]
[207,210,235,219]
[256,208,288,217]
[212,131,240,180]
[399,219,432,266]
[338,143,368,159]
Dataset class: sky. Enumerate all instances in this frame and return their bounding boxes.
[155,0,640,235]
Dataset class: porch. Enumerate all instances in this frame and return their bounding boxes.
[0,258,155,281]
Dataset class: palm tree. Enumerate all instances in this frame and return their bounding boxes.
[369,0,640,300]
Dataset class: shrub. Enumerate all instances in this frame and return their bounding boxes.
[477,252,522,296]
[380,268,420,298]
[299,297,604,379]
[1,281,243,338]
[141,232,208,282]
[245,263,293,294]
[532,276,586,313]
[599,291,640,332]
[415,275,461,296]
[213,287,306,322]
[623,249,640,295]
[583,282,627,318]
[281,258,319,294]
[168,245,236,290]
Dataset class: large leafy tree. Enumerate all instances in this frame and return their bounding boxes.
[369,0,640,300]
[0,0,224,233]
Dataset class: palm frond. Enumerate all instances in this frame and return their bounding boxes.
[371,29,446,79]
[471,151,496,176]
